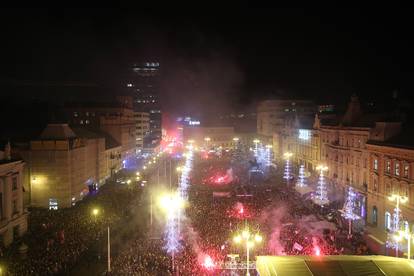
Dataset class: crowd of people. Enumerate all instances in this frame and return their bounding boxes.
[4,179,144,275]
[4,149,371,275]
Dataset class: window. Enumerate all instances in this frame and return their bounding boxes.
[395,162,400,176]
[12,176,18,190]
[73,112,78,117]
[385,161,391,174]
[12,200,18,214]
[373,159,378,171]
[372,206,378,226]
[385,212,391,230]
[404,164,409,178]
[49,198,58,210]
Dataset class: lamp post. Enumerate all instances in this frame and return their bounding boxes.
[90,208,111,272]
[92,208,99,223]
[233,228,262,276]
[395,228,414,260]
[388,194,408,257]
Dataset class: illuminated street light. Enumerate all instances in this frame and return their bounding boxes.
[233,137,240,142]
[233,227,263,276]
[92,208,100,223]
[176,166,183,172]
[204,137,211,142]
[396,229,414,260]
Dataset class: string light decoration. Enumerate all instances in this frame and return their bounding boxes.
[296,164,307,188]
[313,165,329,206]
[341,186,360,238]
[283,152,293,180]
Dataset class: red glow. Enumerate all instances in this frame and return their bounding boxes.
[202,255,215,270]
[314,246,321,256]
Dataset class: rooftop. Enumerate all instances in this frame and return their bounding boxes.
[39,124,77,140]
[256,255,414,276]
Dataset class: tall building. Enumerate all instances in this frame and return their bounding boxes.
[127,62,162,153]
[0,143,28,247]
[134,112,150,152]
[257,99,316,137]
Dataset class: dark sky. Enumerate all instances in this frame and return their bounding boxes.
[1,6,413,113]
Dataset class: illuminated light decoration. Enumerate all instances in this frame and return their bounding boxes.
[386,195,408,256]
[188,120,200,125]
[283,154,292,180]
[296,164,307,188]
[312,165,329,206]
[340,186,360,238]
[298,129,311,140]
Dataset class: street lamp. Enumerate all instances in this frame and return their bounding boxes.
[233,228,263,276]
[388,194,408,257]
[395,229,414,260]
[92,208,100,222]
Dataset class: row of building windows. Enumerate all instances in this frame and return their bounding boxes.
[73,112,96,117]
[373,159,410,178]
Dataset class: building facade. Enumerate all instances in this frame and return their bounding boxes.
[127,62,162,151]
[183,126,235,149]
[64,96,136,162]
[257,99,316,137]
[134,112,150,153]
[21,124,122,209]
[0,149,28,247]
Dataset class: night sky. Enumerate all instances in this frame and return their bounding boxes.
[1,6,413,114]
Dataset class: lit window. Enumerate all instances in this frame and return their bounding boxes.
[73,112,78,117]
[404,164,409,178]
[80,120,84,124]
[385,212,391,230]
[395,162,400,176]
[373,159,378,171]
[85,120,89,124]
[385,161,391,173]
[85,112,89,117]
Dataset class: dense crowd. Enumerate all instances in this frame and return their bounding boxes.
[4,150,370,275]
[4,180,143,275]
[110,152,369,275]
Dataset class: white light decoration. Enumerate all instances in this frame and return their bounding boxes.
[313,165,329,206]
[298,129,311,140]
[283,152,293,180]
[296,164,307,188]
[341,186,360,238]
[386,195,408,257]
